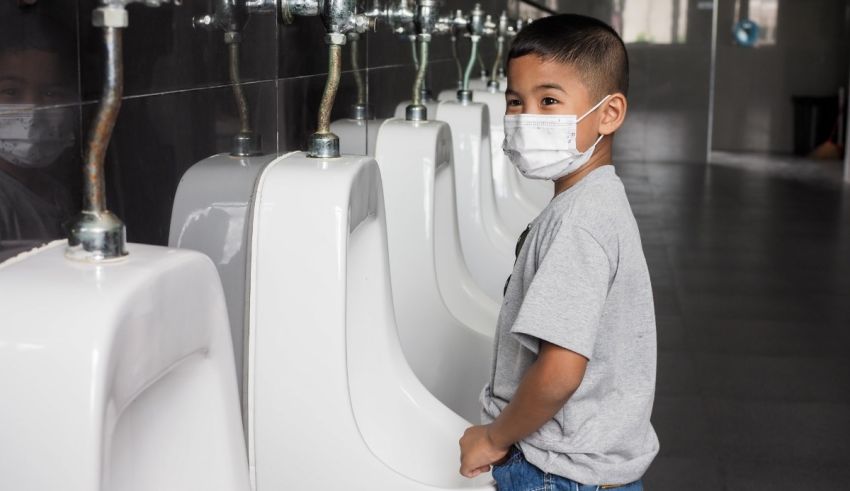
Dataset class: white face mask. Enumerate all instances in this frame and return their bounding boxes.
[502,95,610,181]
[0,104,75,169]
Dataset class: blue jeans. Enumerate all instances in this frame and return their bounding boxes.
[491,447,643,491]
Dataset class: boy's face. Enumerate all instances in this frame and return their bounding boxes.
[505,54,604,153]
[0,49,70,106]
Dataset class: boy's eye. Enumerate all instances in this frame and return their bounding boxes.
[506,98,522,107]
[541,97,559,106]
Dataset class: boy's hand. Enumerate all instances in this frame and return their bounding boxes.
[459,424,510,478]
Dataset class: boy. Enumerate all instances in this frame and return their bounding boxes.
[459,14,659,490]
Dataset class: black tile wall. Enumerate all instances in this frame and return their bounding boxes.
[0,0,505,249]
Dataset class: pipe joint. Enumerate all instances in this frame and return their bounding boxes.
[468,3,484,35]
[191,0,247,33]
[326,31,347,45]
[93,6,129,28]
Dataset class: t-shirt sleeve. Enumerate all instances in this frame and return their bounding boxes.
[510,223,611,359]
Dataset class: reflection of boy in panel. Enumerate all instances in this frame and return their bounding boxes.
[0,10,76,243]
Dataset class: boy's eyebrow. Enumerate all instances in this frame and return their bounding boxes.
[505,88,519,96]
[535,82,567,92]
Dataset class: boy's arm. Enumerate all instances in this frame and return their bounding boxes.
[459,341,587,477]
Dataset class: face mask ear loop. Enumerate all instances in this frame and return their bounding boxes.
[577,94,612,123]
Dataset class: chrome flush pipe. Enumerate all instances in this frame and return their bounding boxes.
[405,0,440,121]
[349,32,368,120]
[279,0,373,157]
[226,31,262,156]
[67,0,175,261]
[448,9,466,89]
[450,33,462,89]
[488,11,508,90]
[409,36,429,107]
[194,0,262,156]
[458,3,484,104]
[311,32,345,157]
[409,34,419,70]
[478,13,496,82]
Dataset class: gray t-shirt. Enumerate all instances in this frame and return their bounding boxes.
[481,165,659,485]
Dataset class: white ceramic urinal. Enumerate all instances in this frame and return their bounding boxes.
[0,242,250,491]
[169,152,279,408]
[435,100,515,301]
[330,118,382,156]
[374,118,496,422]
[247,152,494,491]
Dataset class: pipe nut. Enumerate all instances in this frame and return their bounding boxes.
[231,132,263,157]
[326,32,347,45]
[308,132,341,158]
[405,104,427,121]
[92,6,129,28]
[224,30,242,44]
[66,210,128,262]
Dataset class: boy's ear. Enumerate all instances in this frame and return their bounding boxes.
[598,93,627,136]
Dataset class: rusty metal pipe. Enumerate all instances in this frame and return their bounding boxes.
[84,26,123,214]
[228,39,251,134]
[318,42,341,135]
[351,37,366,106]
[308,36,343,158]
[67,16,127,261]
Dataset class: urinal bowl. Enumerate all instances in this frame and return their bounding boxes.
[248,152,494,490]
[169,152,280,412]
[434,100,515,301]
[374,118,497,422]
[0,242,249,491]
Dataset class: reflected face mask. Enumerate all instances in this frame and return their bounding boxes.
[0,104,74,169]
[502,95,610,181]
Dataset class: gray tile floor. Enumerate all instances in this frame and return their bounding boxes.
[616,161,850,490]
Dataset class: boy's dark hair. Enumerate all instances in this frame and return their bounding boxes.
[508,14,629,98]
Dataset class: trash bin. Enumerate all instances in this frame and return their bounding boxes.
[792,96,838,156]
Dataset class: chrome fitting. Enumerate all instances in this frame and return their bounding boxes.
[224,30,242,44]
[191,0,247,32]
[279,0,320,23]
[231,132,262,156]
[468,3,484,35]
[414,0,439,35]
[326,31,347,45]
[482,14,496,37]
[66,210,127,262]
[245,0,277,14]
[457,89,472,104]
[405,104,427,121]
[93,6,129,28]
[487,79,500,91]
[350,103,369,120]
[308,132,341,158]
